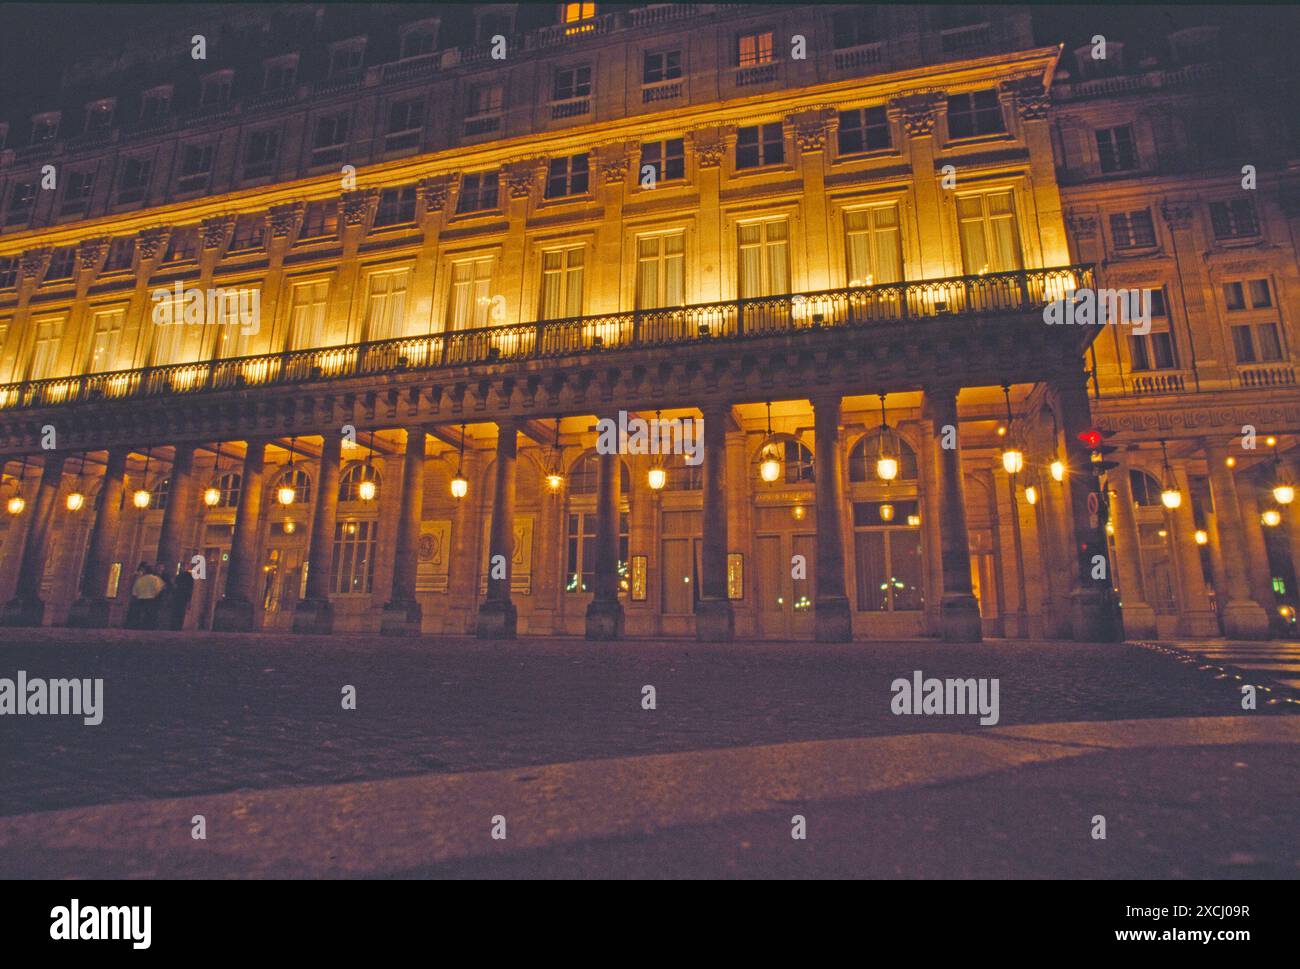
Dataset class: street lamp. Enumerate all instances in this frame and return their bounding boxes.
[875,393,899,481]
[450,423,468,499]
[758,401,782,483]
[132,448,152,509]
[277,436,298,505]
[66,451,86,512]
[1158,440,1182,510]
[1050,459,1065,482]
[358,431,377,502]
[1000,384,1023,474]
[1024,484,1038,506]
[648,410,667,491]
[545,417,564,492]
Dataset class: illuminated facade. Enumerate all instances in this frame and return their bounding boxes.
[0,3,1158,641]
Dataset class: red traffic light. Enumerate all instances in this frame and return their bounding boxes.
[1078,428,1103,449]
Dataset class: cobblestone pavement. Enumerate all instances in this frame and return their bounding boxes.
[0,627,1290,818]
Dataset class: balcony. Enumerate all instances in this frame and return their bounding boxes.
[833,43,884,71]
[0,266,1091,413]
[1238,364,1296,388]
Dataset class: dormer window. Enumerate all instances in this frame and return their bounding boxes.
[561,2,597,33]
[140,86,172,122]
[263,55,298,92]
[1073,42,1124,79]
[200,72,233,108]
[84,99,115,134]
[31,113,60,144]
[400,19,440,58]
[476,10,514,45]
[329,39,366,77]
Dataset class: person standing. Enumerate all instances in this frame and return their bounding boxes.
[125,563,164,629]
[168,566,196,630]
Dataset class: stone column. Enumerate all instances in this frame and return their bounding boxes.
[696,404,734,641]
[293,432,341,634]
[811,395,852,641]
[155,443,197,576]
[0,453,66,626]
[382,426,426,636]
[212,439,267,632]
[923,388,982,641]
[585,432,624,640]
[1169,463,1220,637]
[1052,374,1121,642]
[1235,485,1276,616]
[67,448,128,628]
[1203,440,1270,638]
[477,421,518,638]
[1109,463,1158,639]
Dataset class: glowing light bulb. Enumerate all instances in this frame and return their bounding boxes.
[647,466,667,491]
[1273,484,1295,505]
[907,514,921,527]
[450,475,468,499]
[204,486,222,507]
[1050,459,1065,482]
[1194,529,1208,545]
[879,503,895,522]
[7,495,25,515]
[1262,509,1282,527]
[357,478,377,502]
[283,520,296,535]
[1001,448,1024,474]
[277,484,296,506]
[876,456,899,481]
[133,488,151,509]
[1160,487,1182,510]
[66,491,85,512]
[759,452,781,483]
[791,504,806,521]
[546,473,564,492]
[1024,485,1038,505]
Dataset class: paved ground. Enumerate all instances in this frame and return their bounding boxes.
[1,629,1296,878]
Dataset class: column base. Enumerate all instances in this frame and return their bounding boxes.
[291,597,334,635]
[695,598,734,642]
[380,599,423,637]
[1177,609,1221,639]
[212,596,256,633]
[476,599,517,639]
[66,596,112,629]
[1221,599,1271,640]
[1070,590,1122,642]
[0,596,45,628]
[814,596,852,643]
[1118,600,1159,640]
[585,598,624,641]
[939,594,983,643]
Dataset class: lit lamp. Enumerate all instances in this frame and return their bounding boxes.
[358,430,378,502]
[1262,508,1282,528]
[450,423,469,499]
[648,464,667,491]
[1024,485,1038,505]
[791,504,807,521]
[1050,459,1065,482]
[758,401,782,483]
[66,451,86,511]
[999,384,1023,474]
[283,520,296,535]
[875,394,899,481]
[1158,440,1182,509]
[132,448,152,509]
[879,502,895,522]
[6,495,24,515]
[1194,529,1209,545]
[1271,446,1294,505]
[278,436,298,505]
[545,417,564,492]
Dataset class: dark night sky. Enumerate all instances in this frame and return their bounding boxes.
[0,3,1297,116]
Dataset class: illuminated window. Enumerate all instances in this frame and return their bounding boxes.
[1110,210,1157,250]
[635,232,685,309]
[956,192,1022,273]
[565,511,629,593]
[853,501,923,612]
[339,463,381,503]
[1095,125,1138,173]
[849,431,917,482]
[562,3,596,25]
[448,257,495,328]
[737,219,789,298]
[844,206,902,286]
[331,520,377,594]
[737,31,774,67]
[539,247,585,319]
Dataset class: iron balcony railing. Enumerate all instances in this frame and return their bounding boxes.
[0,266,1091,412]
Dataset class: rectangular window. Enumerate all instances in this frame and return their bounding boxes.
[401,27,437,59]
[288,279,330,350]
[1249,278,1272,309]
[61,169,95,213]
[299,200,339,241]
[1130,331,1177,371]
[539,247,585,319]
[946,90,1004,139]
[1255,323,1283,362]
[545,154,589,199]
[832,9,877,48]
[639,139,685,183]
[311,112,349,166]
[117,156,151,202]
[386,98,424,151]
[737,31,774,67]
[566,511,629,593]
[563,3,596,25]
[374,186,418,227]
[735,123,784,169]
[5,180,36,226]
[1210,199,1259,239]
[178,144,214,192]
[956,191,1022,273]
[553,66,592,102]
[45,247,76,281]
[844,206,903,286]
[330,520,377,594]
[1109,210,1157,250]
[103,237,135,272]
[457,171,500,214]
[837,106,891,155]
[1095,125,1138,173]
[140,88,171,121]
[29,315,65,380]
[329,45,364,77]
[1223,281,1246,311]
[263,59,296,92]
[0,257,18,288]
[362,269,410,342]
[853,502,923,612]
[1232,325,1257,363]
[163,228,199,263]
[243,129,280,178]
[643,50,682,84]
[228,214,265,252]
[737,220,790,298]
[448,257,495,328]
[468,83,503,117]
[86,308,125,373]
[200,75,231,107]
[635,232,685,309]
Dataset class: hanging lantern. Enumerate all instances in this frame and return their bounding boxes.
[283,520,296,535]
[879,502,895,522]
[66,451,87,511]
[1158,439,1182,509]
[1050,459,1065,482]
[133,448,152,509]
[1194,529,1209,545]
[875,393,899,481]
[647,465,667,491]
[7,495,24,515]
[758,401,782,483]
[545,417,564,491]
[206,442,224,506]
[1024,485,1038,506]
[278,436,298,505]
[451,423,469,499]
[359,430,378,501]
[999,385,1023,474]
[1271,446,1294,505]
[1262,508,1282,528]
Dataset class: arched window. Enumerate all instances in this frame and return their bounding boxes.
[339,463,381,502]
[661,452,703,491]
[755,438,814,484]
[849,430,918,482]
[1129,469,1165,507]
[568,451,631,496]
[274,466,312,504]
[149,476,171,511]
[214,471,241,508]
